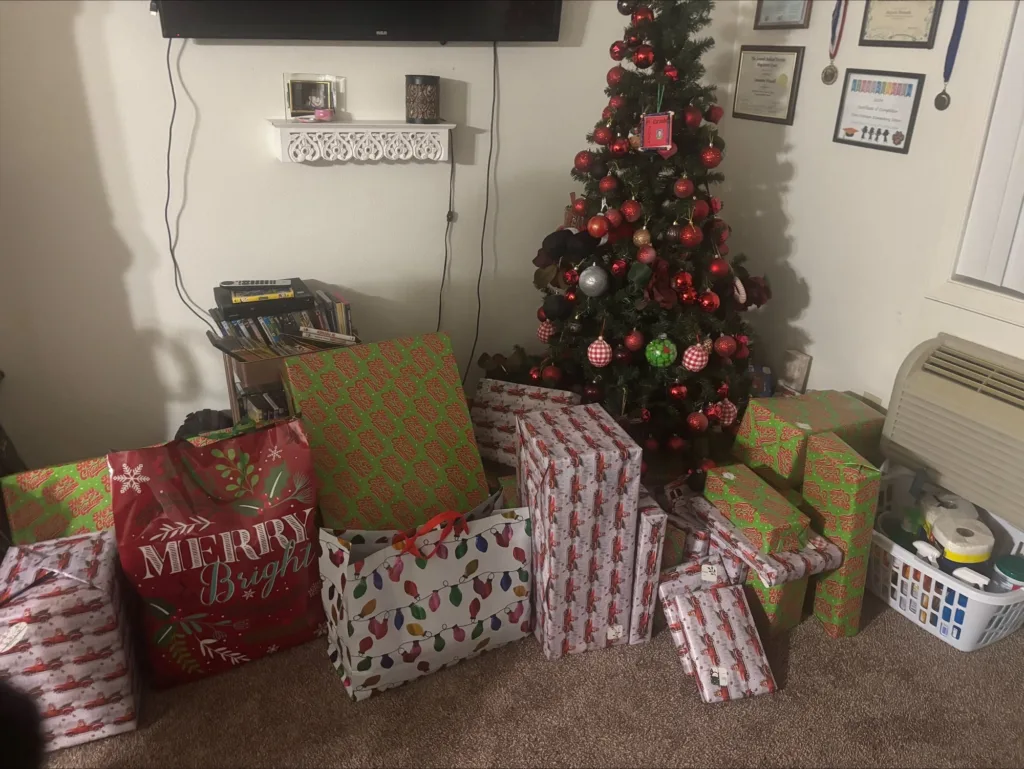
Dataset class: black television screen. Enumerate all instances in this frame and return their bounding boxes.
[157,1,563,43]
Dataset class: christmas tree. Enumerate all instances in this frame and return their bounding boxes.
[480,0,771,482]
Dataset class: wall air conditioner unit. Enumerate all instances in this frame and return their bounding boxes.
[882,333,1024,532]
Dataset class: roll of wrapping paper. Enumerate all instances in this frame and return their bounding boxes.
[931,515,994,565]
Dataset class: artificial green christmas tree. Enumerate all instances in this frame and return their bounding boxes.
[480,0,771,481]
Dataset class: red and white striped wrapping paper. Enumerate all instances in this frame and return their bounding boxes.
[627,488,667,645]
[659,553,731,674]
[675,584,777,703]
[470,379,580,465]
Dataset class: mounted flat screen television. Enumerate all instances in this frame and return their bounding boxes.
[156,1,563,43]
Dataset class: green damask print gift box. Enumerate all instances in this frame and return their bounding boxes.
[733,391,884,488]
[2,458,113,544]
[283,333,490,531]
[703,464,810,554]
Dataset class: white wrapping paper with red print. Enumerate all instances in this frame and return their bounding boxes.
[659,554,732,674]
[516,404,642,660]
[0,531,139,751]
[675,494,842,587]
[669,510,711,559]
[676,584,777,703]
[709,538,750,584]
[627,488,666,645]
[470,379,580,465]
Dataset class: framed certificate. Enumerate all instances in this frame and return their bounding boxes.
[754,0,812,30]
[732,45,804,126]
[833,69,925,154]
[859,0,943,48]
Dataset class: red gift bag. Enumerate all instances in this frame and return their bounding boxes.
[108,419,324,687]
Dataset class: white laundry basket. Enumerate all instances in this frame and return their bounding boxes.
[867,470,1024,652]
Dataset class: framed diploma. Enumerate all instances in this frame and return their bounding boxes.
[732,45,804,126]
[859,0,943,48]
[754,0,812,30]
[833,69,924,154]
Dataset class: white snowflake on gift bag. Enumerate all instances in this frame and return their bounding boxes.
[268,446,283,461]
[113,463,151,494]
[267,644,279,654]
[243,589,255,600]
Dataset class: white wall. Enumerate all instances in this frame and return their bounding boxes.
[719,0,1024,404]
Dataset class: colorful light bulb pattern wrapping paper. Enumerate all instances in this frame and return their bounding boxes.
[318,507,532,701]
[470,379,580,466]
[516,404,642,660]
[0,531,140,751]
[627,487,667,645]
[659,553,733,675]
[283,333,490,531]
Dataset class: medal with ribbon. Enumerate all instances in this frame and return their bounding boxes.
[821,0,848,85]
[935,0,969,110]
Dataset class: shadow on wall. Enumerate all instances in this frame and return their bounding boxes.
[0,1,184,467]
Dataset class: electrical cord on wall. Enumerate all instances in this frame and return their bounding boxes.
[435,130,456,333]
[462,41,498,384]
[164,38,218,336]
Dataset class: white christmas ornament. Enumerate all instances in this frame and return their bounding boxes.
[578,265,610,297]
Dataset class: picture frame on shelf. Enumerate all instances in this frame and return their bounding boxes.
[283,74,342,119]
[833,68,924,154]
[732,45,804,126]
[753,0,812,30]
[859,0,943,49]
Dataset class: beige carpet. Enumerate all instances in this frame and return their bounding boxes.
[48,596,1024,769]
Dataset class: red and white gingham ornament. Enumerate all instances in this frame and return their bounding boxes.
[718,398,738,426]
[587,336,613,367]
[682,344,709,372]
[537,319,556,342]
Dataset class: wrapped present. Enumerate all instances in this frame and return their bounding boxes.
[681,494,843,587]
[628,488,667,645]
[664,509,711,566]
[2,458,113,545]
[659,553,733,674]
[745,573,808,637]
[470,378,579,466]
[733,391,884,488]
[283,333,490,531]
[517,405,641,660]
[709,537,750,584]
[563,193,587,231]
[704,465,810,553]
[673,584,777,703]
[0,532,139,751]
[498,475,519,508]
[802,432,881,638]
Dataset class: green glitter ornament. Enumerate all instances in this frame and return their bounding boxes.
[645,336,678,368]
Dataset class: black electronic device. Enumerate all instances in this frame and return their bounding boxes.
[213,277,315,321]
[156,0,562,43]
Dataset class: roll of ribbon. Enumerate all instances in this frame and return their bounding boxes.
[931,515,994,565]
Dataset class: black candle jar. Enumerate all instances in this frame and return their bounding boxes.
[405,75,441,124]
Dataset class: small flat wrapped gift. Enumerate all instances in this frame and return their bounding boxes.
[659,553,732,675]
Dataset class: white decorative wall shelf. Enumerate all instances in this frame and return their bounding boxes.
[269,119,455,164]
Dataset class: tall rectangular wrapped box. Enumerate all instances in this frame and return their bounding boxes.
[516,405,642,660]
[628,488,667,645]
[0,532,139,751]
[703,465,810,554]
[802,432,881,638]
[470,379,579,466]
[733,391,884,488]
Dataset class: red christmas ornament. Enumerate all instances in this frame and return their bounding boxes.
[598,175,618,194]
[691,199,710,221]
[583,382,603,402]
[624,329,645,351]
[563,268,580,285]
[565,289,578,303]
[687,412,709,433]
[715,223,731,244]
[587,215,609,238]
[625,32,641,48]
[537,320,556,342]
[710,197,724,214]
[670,271,693,291]
[673,177,695,198]
[594,126,613,146]
[587,336,613,367]
[610,137,630,157]
[705,403,721,422]
[644,436,660,453]
[683,105,703,131]
[664,63,679,81]
[705,104,725,124]
[637,245,657,265]
[601,106,614,121]
[571,197,588,215]
[632,44,655,69]
[604,208,623,228]
[679,287,698,304]
[609,95,626,110]
[719,244,730,257]
[621,199,642,222]
[607,66,625,87]
[668,382,688,401]
[708,257,730,279]
[610,259,628,278]
[680,224,703,248]
[631,6,654,24]
[699,291,721,312]
[641,460,649,477]
[529,366,542,382]
[610,40,628,61]
[668,435,687,453]
[717,382,730,398]
[537,307,546,321]
[734,341,750,360]
[574,150,593,172]
[718,399,738,426]
[542,365,562,385]
[700,145,723,169]
[713,335,737,358]
[699,457,717,471]
[640,407,652,422]
[613,346,632,364]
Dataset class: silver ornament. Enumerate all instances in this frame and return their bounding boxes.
[578,265,609,297]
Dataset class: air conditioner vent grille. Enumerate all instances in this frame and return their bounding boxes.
[922,345,1024,409]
